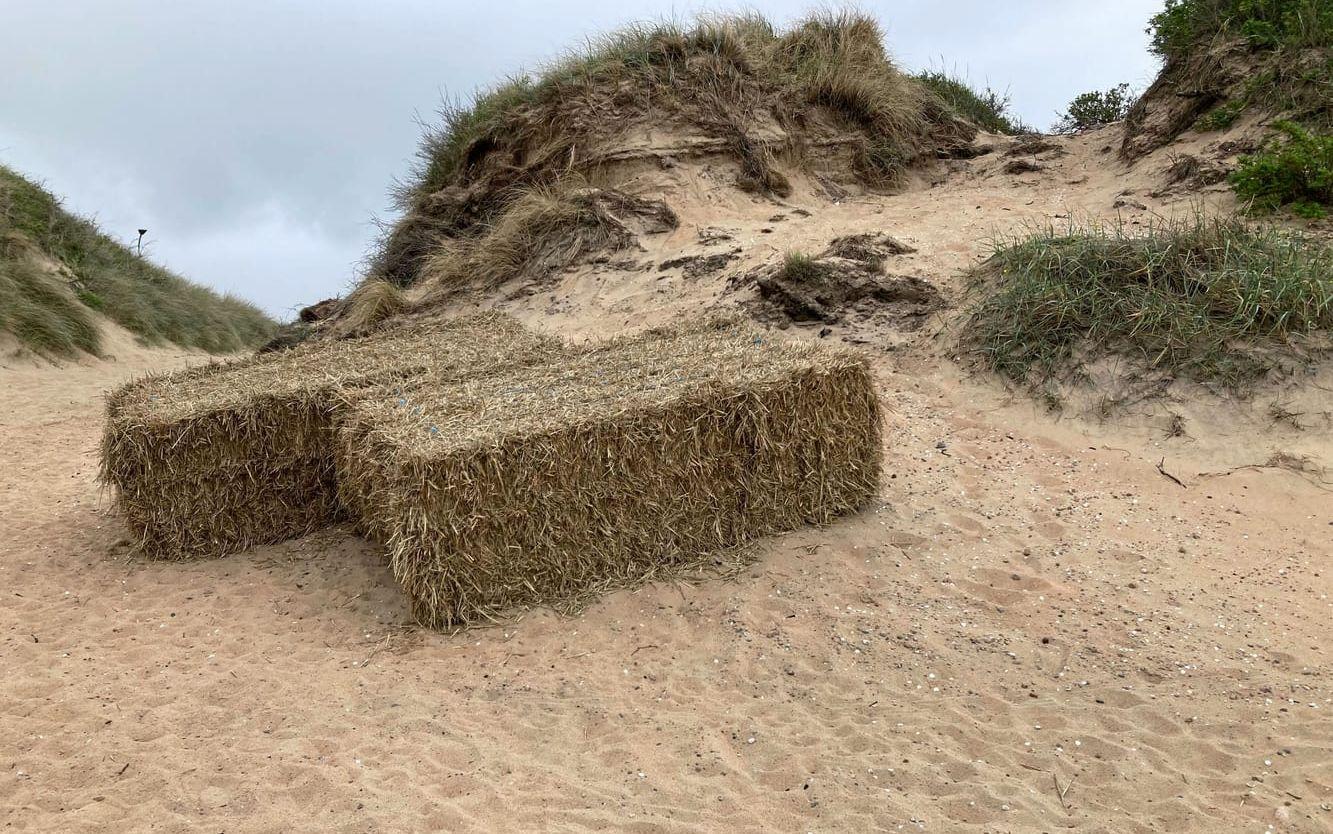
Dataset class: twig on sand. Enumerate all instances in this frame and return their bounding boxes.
[1156,458,1186,488]
[1053,772,1075,810]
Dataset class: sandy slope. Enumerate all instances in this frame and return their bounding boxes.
[3,131,1332,833]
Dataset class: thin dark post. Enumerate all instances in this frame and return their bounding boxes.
[136,228,147,257]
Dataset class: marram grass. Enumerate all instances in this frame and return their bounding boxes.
[962,215,1333,389]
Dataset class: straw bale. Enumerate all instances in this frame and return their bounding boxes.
[101,312,561,559]
[335,318,882,627]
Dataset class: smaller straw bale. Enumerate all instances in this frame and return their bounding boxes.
[336,318,882,627]
[100,312,561,559]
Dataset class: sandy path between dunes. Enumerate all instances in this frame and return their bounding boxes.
[2,322,1330,832]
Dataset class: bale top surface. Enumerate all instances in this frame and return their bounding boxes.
[352,318,870,457]
[107,312,557,425]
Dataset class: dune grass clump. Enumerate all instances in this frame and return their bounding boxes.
[914,70,1028,135]
[336,318,882,627]
[0,165,274,356]
[779,250,824,283]
[962,215,1333,389]
[417,184,590,291]
[403,11,939,202]
[0,235,100,355]
[101,313,562,559]
[336,279,408,335]
[412,181,678,298]
[406,14,782,203]
[374,11,970,290]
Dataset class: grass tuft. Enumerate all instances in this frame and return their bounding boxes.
[0,248,100,355]
[421,181,602,291]
[338,280,407,334]
[780,250,825,283]
[914,69,1029,135]
[962,215,1333,389]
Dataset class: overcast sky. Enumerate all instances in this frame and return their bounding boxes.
[1,1,1164,318]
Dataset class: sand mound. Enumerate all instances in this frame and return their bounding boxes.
[333,12,979,320]
[735,234,943,330]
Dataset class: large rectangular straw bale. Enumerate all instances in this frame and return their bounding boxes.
[335,318,882,627]
[100,312,560,559]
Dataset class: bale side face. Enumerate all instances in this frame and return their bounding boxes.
[338,322,882,627]
[116,455,342,558]
[101,312,562,560]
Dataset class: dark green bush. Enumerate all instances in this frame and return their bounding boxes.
[1150,0,1333,60]
[1053,84,1134,133]
[1231,121,1333,217]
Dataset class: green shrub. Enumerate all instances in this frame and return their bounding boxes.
[1053,84,1134,133]
[962,215,1333,388]
[914,70,1029,135]
[1231,121,1333,216]
[1150,0,1333,60]
[1197,99,1245,130]
[1148,1,1333,129]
